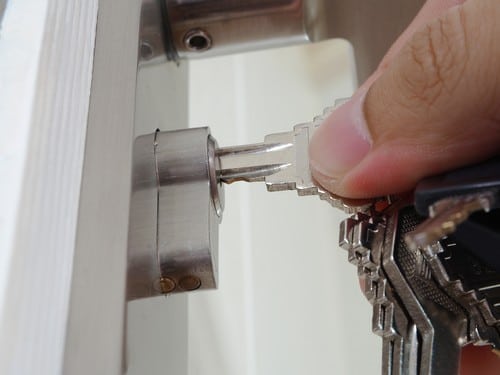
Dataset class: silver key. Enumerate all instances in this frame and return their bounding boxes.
[216,105,372,213]
[405,191,496,250]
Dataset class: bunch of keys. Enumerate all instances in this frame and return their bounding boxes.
[216,104,500,374]
[129,101,500,374]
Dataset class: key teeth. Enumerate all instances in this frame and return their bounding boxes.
[339,218,357,250]
[341,214,383,294]
[295,182,370,214]
[340,212,411,352]
[266,181,297,192]
[323,106,335,116]
[418,225,500,346]
[421,250,500,346]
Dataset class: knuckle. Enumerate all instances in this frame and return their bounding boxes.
[399,7,469,108]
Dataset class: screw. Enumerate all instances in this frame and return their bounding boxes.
[178,275,201,291]
[140,41,154,60]
[183,29,212,52]
[155,277,176,294]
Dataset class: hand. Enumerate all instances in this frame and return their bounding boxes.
[309,0,500,199]
[309,0,500,373]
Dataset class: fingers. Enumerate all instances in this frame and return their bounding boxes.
[310,0,500,198]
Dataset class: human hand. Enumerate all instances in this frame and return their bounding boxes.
[309,0,500,199]
[309,0,500,373]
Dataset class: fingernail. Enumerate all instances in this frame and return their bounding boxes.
[309,89,372,182]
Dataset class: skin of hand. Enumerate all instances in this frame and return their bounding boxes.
[309,0,500,199]
[308,0,500,373]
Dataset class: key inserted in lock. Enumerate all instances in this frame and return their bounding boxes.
[127,104,371,299]
[127,119,500,375]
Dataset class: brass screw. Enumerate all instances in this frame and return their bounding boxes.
[178,275,201,291]
[156,277,176,294]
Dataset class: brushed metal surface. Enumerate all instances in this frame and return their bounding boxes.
[128,128,221,299]
[158,0,425,79]
[164,0,311,59]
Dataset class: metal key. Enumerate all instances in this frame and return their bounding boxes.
[215,105,370,213]
[405,191,496,251]
[406,157,500,251]
[340,158,500,375]
[128,102,365,299]
[341,203,500,375]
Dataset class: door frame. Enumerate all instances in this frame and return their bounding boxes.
[0,1,139,374]
[63,1,141,374]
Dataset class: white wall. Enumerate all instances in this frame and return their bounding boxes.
[187,39,380,375]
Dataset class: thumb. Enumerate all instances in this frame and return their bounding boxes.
[310,0,500,199]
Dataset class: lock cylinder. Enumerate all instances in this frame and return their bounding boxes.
[127,127,223,299]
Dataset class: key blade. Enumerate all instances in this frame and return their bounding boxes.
[215,102,378,213]
[405,191,495,250]
[264,122,315,192]
[216,142,293,183]
[217,163,292,183]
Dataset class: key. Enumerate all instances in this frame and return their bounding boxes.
[128,99,373,299]
[215,107,500,374]
[341,203,500,375]
[405,191,496,251]
[340,158,500,375]
[405,157,500,253]
[216,104,372,213]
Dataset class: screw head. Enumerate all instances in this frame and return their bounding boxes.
[154,277,176,294]
[183,29,212,52]
[140,40,154,60]
[178,275,201,291]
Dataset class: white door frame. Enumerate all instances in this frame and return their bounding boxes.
[63,1,141,374]
[0,1,139,373]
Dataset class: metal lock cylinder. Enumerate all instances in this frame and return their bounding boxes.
[127,128,223,300]
[127,103,358,300]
